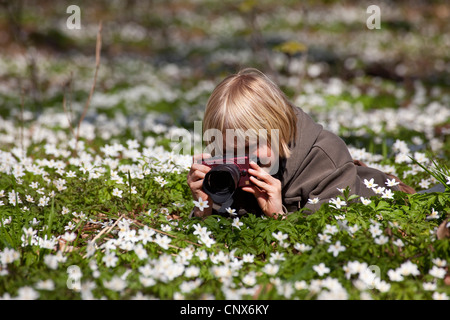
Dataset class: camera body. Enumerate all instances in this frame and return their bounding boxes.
[201,155,251,188]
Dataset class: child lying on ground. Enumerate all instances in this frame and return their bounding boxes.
[187,68,415,218]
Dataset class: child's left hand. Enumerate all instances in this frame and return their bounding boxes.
[242,161,284,218]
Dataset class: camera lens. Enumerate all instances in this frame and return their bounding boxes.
[203,164,241,204]
[206,171,234,192]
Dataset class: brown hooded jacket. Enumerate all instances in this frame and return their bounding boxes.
[281,107,414,213]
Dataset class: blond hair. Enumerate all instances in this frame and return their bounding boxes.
[203,68,297,158]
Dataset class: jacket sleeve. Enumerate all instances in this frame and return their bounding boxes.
[303,149,357,212]
[283,145,358,213]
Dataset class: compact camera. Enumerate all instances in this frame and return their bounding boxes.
[201,155,253,204]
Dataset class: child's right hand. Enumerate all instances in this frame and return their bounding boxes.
[186,154,212,217]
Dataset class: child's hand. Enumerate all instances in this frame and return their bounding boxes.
[187,154,213,217]
[242,161,284,218]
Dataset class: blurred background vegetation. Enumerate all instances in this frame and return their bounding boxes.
[0,0,449,138]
